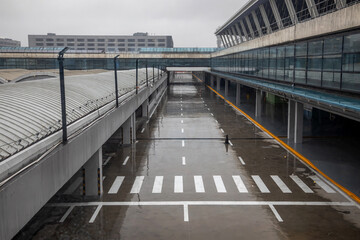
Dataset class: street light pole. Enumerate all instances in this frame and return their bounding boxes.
[57,47,69,143]
[113,55,120,108]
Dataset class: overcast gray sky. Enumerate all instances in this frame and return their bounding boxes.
[0,0,247,47]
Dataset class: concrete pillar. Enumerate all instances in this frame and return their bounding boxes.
[210,75,215,88]
[227,30,235,46]
[255,89,262,117]
[259,4,272,34]
[216,77,221,92]
[245,16,255,38]
[83,148,103,196]
[251,11,263,37]
[305,0,319,18]
[225,33,233,47]
[231,27,239,44]
[336,0,346,9]
[240,20,250,41]
[123,113,135,144]
[221,35,229,48]
[287,100,295,140]
[142,99,149,119]
[294,102,304,143]
[225,80,229,98]
[269,0,284,29]
[284,0,298,24]
[234,23,244,43]
[236,83,241,106]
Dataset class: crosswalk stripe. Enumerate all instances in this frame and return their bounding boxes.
[108,176,125,194]
[194,176,205,193]
[174,176,183,193]
[309,175,336,193]
[238,156,246,165]
[130,176,145,193]
[213,175,227,193]
[252,175,270,193]
[152,176,163,193]
[290,175,313,193]
[232,175,248,193]
[271,175,292,193]
[123,156,130,165]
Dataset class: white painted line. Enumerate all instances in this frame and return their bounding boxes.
[59,206,74,223]
[181,128,184,133]
[103,176,106,180]
[181,113,183,116]
[141,128,145,133]
[103,156,112,166]
[123,156,130,165]
[207,108,210,111]
[89,204,102,223]
[232,175,248,193]
[213,175,227,193]
[152,176,164,193]
[290,175,313,193]
[181,108,183,111]
[228,140,233,146]
[135,140,139,144]
[51,200,356,208]
[108,176,125,194]
[184,204,189,222]
[181,120,184,124]
[182,156,186,165]
[182,140,185,147]
[130,176,145,194]
[269,204,283,222]
[211,113,214,116]
[238,156,246,165]
[215,120,218,123]
[252,175,270,193]
[220,128,224,133]
[64,177,82,195]
[309,175,336,193]
[174,176,183,193]
[194,176,205,193]
[271,175,292,193]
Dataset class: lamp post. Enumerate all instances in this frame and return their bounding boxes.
[113,55,120,108]
[57,47,69,143]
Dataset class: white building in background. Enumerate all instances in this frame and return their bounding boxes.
[28,33,174,52]
[0,38,21,47]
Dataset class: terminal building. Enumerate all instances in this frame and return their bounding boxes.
[0,37,21,47]
[28,32,174,52]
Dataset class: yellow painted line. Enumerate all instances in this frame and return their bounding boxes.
[193,74,360,204]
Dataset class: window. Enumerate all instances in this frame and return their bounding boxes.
[98,43,105,46]
[108,48,115,51]
[117,39,125,42]
[57,43,64,46]
[108,39,115,42]
[128,43,135,47]
[157,39,165,42]
[67,43,74,46]
[36,43,43,46]
[148,39,155,42]
[77,48,85,50]
[88,48,95,50]
[148,44,155,47]
[77,43,85,46]
[138,44,145,47]
[128,39,135,42]
[344,33,360,53]
[67,39,75,42]
[77,39,85,42]
[138,39,145,42]
[128,48,135,51]
[35,38,43,41]
[118,43,125,47]
[118,48,125,51]
[97,39,105,42]
[108,43,115,47]
[46,38,54,42]
[56,39,64,42]
[158,44,165,47]
[46,43,54,46]
[88,43,95,46]
[87,39,95,42]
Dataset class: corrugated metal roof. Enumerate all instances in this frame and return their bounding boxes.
[0,68,157,161]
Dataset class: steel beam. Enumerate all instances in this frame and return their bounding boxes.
[284,0,298,24]
[259,4,272,34]
[231,26,240,44]
[251,11,263,37]
[269,0,284,29]
[239,20,250,41]
[305,0,319,18]
[234,23,244,43]
[245,16,255,38]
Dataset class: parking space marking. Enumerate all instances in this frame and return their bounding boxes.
[269,204,283,222]
[290,175,313,193]
[175,176,183,193]
[89,204,102,223]
[238,156,246,165]
[220,128,224,133]
[123,156,130,166]
[271,175,292,193]
[59,206,74,223]
[213,176,227,193]
[152,176,164,193]
[232,175,248,193]
[108,176,125,194]
[194,176,205,193]
[309,175,336,193]
[130,176,145,194]
[252,175,270,193]
[182,140,185,147]
[141,128,145,133]
[182,156,186,165]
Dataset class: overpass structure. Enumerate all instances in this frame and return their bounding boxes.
[0,0,360,239]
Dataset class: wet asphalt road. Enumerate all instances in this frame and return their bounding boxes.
[16,73,360,239]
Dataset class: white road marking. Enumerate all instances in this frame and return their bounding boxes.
[213,175,227,193]
[103,156,112,166]
[181,120,184,123]
[269,204,283,222]
[228,140,233,146]
[152,176,163,193]
[215,120,218,123]
[232,175,248,193]
[290,175,313,193]
[89,204,102,223]
[271,175,292,193]
[59,206,74,223]
[108,176,125,194]
[130,176,145,193]
[238,156,246,165]
[174,176,183,193]
[123,156,130,165]
[211,113,214,116]
[181,108,183,111]
[184,204,189,222]
[309,175,336,193]
[181,128,184,133]
[141,128,145,133]
[181,113,183,116]
[207,108,210,111]
[103,176,106,180]
[194,176,205,193]
[252,175,270,193]
[64,177,82,195]
[182,140,185,147]
[182,156,186,165]
[220,128,224,133]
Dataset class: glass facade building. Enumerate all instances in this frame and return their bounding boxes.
[211,31,360,93]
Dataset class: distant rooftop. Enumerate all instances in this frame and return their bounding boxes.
[139,48,222,53]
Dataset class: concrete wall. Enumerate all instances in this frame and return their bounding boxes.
[212,3,360,58]
[0,76,167,240]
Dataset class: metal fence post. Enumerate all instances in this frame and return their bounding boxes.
[57,47,69,143]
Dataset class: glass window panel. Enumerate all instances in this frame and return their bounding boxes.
[285,70,294,82]
[342,73,360,92]
[322,72,340,89]
[344,33,360,53]
[308,56,322,70]
[295,70,306,83]
[286,45,294,57]
[323,55,341,71]
[296,42,307,56]
[308,40,323,56]
[276,69,285,80]
[354,53,360,71]
[307,71,322,86]
[295,57,306,70]
[324,37,342,54]
[285,57,294,69]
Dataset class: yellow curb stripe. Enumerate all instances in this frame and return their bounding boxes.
[193,74,360,204]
